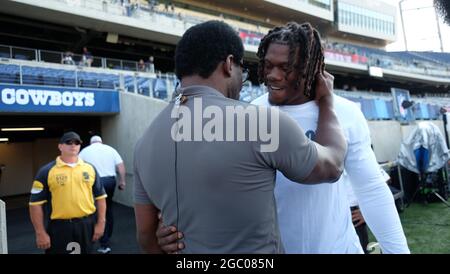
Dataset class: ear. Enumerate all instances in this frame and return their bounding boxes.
[221,54,234,77]
[58,144,63,152]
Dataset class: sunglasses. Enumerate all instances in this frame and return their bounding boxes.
[64,140,81,145]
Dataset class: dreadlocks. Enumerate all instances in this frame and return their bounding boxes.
[257,22,325,98]
[435,0,450,25]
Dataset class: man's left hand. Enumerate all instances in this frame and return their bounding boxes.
[352,208,365,227]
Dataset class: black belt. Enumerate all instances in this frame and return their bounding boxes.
[51,214,93,223]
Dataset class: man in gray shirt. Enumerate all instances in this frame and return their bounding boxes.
[133,20,347,253]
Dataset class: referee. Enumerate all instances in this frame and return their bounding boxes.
[29,131,107,254]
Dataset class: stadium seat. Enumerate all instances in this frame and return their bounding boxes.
[373,99,390,120]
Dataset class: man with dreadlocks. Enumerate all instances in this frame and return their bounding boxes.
[156,22,410,254]
[250,21,409,253]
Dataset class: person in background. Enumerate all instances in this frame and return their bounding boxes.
[138,59,146,72]
[61,51,75,65]
[81,47,93,67]
[146,56,155,73]
[79,135,126,254]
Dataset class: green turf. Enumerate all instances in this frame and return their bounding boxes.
[368,202,450,254]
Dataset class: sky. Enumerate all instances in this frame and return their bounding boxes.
[381,0,450,52]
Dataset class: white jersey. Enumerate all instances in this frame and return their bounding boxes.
[346,166,391,207]
[251,93,409,254]
[79,143,123,177]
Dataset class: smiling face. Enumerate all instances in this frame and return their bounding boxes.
[263,43,308,106]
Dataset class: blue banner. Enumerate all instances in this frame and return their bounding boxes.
[0,84,120,114]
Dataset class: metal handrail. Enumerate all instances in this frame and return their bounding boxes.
[0,59,181,102]
[0,43,140,72]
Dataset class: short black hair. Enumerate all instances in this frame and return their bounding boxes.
[175,20,244,79]
[257,22,324,98]
[435,0,450,25]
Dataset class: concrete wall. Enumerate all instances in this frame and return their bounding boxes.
[368,121,402,162]
[0,143,33,197]
[101,92,168,207]
[368,120,447,162]
[0,139,58,198]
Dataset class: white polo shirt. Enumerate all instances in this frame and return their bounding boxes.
[79,143,123,177]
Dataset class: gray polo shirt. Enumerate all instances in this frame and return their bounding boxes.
[134,85,318,254]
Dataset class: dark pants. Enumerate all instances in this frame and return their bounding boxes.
[99,176,116,248]
[351,206,369,254]
[45,215,95,254]
[355,223,369,254]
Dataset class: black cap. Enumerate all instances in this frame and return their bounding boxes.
[59,131,82,144]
